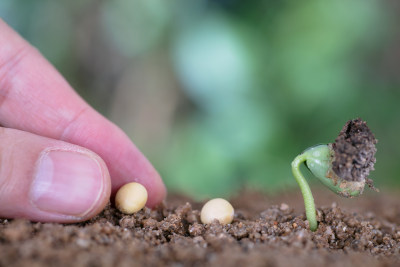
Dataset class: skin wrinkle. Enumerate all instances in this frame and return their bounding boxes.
[0,20,84,135]
[0,58,60,133]
[58,110,111,159]
[0,45,31,110]
[59,106,90,142]
[0,127,5,198]
[0,137,19,210]
[0,51,79,137]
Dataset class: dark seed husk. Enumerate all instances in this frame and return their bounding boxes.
[331,118,377,185]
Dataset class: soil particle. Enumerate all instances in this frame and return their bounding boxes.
[1,191,399,266]
[332,118,377,183]
[189,223,205,237]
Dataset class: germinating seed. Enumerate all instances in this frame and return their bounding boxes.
[115,182,148,214]
[200,198,234,225]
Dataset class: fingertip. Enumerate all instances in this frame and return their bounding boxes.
[29,148,112,222]
[0,128,112,223]
[111,163,167,209]
[65,117,167,209]
[143,172,167,208]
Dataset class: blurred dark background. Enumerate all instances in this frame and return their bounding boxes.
[1,0,400,199]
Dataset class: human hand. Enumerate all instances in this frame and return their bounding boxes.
[0,19,166,222]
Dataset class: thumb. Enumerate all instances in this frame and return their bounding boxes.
[0,127,111,222]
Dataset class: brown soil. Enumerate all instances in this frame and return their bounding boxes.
[1,189,399,267]
[332,118,377,183]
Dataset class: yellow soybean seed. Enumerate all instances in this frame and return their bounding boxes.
[200,198,234,225]
[115,182,148,214]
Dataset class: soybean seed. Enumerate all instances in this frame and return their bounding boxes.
[115,182,148,214]
[200,198,234,225]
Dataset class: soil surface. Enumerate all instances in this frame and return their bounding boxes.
[1,188,399,267]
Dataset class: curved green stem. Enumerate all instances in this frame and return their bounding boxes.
[291,154,317,231]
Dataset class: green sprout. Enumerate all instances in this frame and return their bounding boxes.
[291,118,378,231]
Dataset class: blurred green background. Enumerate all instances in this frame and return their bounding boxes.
[1,0,400,199]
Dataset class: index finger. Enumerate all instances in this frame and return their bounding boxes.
[0,19,166,207]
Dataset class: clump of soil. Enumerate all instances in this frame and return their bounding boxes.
[1,190,399,266]
[332,118,377,184]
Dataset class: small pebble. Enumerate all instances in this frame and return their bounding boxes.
[115,182,148,214]
[200,198,234,225]
[280,203,289,211]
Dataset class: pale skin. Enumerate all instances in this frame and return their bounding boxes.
[0,19,166,223]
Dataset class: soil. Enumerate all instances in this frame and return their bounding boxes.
[332,118,377,183]
[1,188,399,267]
